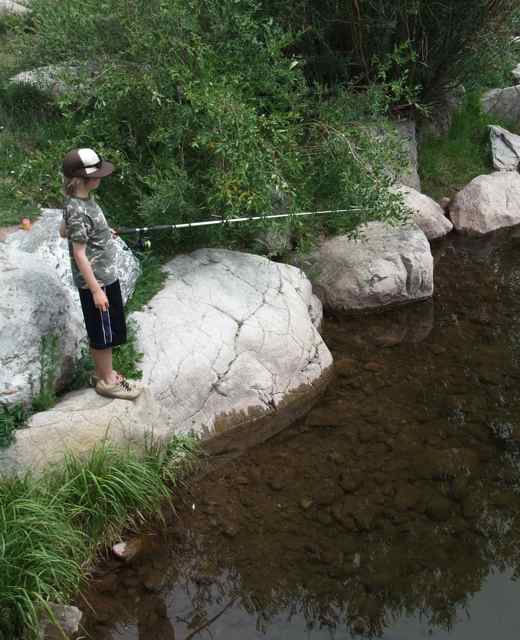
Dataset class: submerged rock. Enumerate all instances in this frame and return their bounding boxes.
[306,222,433,313]
[450,172,520,235]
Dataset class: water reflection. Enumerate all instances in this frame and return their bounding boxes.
[81,231,520,640]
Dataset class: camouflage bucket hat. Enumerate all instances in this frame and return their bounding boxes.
[62,148,114,179]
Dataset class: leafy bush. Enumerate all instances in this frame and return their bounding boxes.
[1,0,410,250]
[263,0,518,96]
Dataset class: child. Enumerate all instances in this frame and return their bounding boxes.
[60,148,143,400]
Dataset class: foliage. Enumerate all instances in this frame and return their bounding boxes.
[419,91,520,202]
[31,334,58,413]
[0,0,410,250]
[0,404,27,449]
[263,0,518,97]
[0,436,201,638]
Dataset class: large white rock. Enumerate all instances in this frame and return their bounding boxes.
[0,246,84,407]
[488,124,520,170]
[481,86,520,127]
[0,0,29,15]
[133,249,332,435]
[0,250,333,475]
[0,209,140,407]
[307,222,434,313]
[393,185,453,240]
[0,388,167,476]
[450,171,520,235]
[5,209,140,304]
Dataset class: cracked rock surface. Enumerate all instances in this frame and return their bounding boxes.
[450,171,520,235]
[132,249,333,435]
[1,250,332,476]
[305,221,434,313]
[0,209,139,408]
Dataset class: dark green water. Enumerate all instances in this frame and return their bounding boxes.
[81,230,520,640]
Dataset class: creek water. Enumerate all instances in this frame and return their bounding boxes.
[81,230,520,640]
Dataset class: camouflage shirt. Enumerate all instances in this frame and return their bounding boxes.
[63,196,117,289]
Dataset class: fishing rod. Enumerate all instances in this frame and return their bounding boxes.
[117,207,361,249]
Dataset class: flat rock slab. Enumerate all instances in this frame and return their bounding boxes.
[1,250,332,476]
[0,388,168,476]
[133,249,333,435]
[393,185,453,240]
[481,86,520,127]
[307,222,434,313]
[450,171,520,235]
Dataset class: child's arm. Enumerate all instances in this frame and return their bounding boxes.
[72,242,109,311]
[59,220,68,238]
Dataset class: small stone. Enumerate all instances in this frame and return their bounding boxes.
[300,498,313,510]
[335,358,358,378]
[267,478,284,491]
[223,525,238,538]
[430,344,447,355]
[327,451,344,465]
[143,570,166,593]
[112,538,143,562]
[426,496,453,522]
[364,361,386,372]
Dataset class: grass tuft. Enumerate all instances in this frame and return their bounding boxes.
[0,436,201,638]
[419,91,520,202]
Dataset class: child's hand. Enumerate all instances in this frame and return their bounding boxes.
[93,288,109,311]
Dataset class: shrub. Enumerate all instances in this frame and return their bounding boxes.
[1,0,409,251]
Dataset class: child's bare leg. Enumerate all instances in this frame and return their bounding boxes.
[91,347,118,384]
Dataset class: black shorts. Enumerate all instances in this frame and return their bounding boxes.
[78,280,127,350]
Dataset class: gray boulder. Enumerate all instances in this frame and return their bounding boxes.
[11,65,82,97]
[481,86,520,127]
[307,222,434,313]
[0,209,140,408]
[5,208,140,305]
[512,63,520,85]
[392,185,453,240]
[488,124,520,170]
[0,246,85,408]
[393,119,421,191]
[0,250,333,475]
[450,171,520,235]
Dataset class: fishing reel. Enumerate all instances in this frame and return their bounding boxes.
[135,230,152,252]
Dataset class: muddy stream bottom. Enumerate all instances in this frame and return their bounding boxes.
[81,231,520,640]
